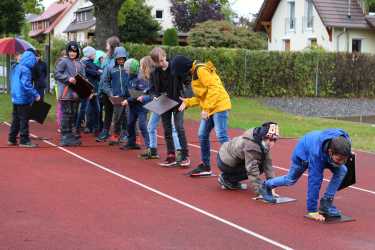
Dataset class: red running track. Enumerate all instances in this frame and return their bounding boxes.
[0,121,375,250]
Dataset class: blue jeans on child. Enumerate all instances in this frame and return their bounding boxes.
[127,104,149,147]
[198,110,229,166]
[147,112,181,150]
[265,161,347,210]
[86,96,100,131]
[75,98,88,129]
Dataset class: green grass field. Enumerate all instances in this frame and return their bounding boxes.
[1,94,374,152]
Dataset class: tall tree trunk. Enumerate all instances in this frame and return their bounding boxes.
[92,0,124,50]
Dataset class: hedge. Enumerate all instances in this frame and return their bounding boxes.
[125,43,375,98]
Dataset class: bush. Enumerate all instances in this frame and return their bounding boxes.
[124,43,375,98]
[163,28,179,46]
[188,20,267,50]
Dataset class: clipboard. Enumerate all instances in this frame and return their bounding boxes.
[338,154,356,191]
[109,96,125,105]
[143,95,178,115]
[70,74,94,99]
[129,89,144,99]
[29,101,51,124]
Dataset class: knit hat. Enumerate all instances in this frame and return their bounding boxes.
[83,46,96,58]
[253,122,280,143]
[129,59,140,75]
[66,41,80,58]
[170,55,193,76]
[124,58,133,74]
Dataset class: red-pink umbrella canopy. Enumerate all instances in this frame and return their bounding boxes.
[0,37,35,55]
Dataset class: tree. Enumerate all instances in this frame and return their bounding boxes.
[118,0,160,43]
[163,28,178,46]
[0,0,25,35]
[23,0,44,14]
[188,20,267,50]
[171,0,229,32]
[91,0,125,49]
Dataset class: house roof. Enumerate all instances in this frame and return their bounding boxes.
[64,19,96,33]
[44,1,77,34]
[313,0,369,29]
[32,2,69,22]
[255,0,373,32]
[75,5,94,13]
[365,15,375,28]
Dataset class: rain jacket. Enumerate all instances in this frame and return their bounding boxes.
[219,128,275,194]
[102,47,129,98]
[291,128,351,212]
[184,61,231,116]
[10,51,39,104]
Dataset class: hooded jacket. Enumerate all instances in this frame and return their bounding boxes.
[184,61,231,116]
[219,128,274,194]
[54,41,85,100]
[291,128,351,212]
[81,57,101,93]
[10,51,39,104]
[102,47,129,98]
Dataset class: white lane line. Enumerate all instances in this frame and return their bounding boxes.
[2,122,293,250]
[156,135,375,195]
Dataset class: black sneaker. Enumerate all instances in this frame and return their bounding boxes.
[218,174,242,190]
[159,154,177,167]
[19,141,38,148]
[139,148,160,159]
[60,135,82,147]
[178,157,191,167]
[7,140,17,146]
[96,129,109,142]
[188,163,212,177]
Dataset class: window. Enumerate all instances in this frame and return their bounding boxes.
[156,10,163,19]
[288,1,295,31]
[284,39,291,51]
[308,38,317,48]
[306,0,313,29]
[352,39,362,53]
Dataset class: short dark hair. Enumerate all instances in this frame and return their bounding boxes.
[329,136,351,157]
[35,50,41,57]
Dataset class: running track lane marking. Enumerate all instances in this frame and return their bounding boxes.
[156,135,375,196]
[2,123,293,250]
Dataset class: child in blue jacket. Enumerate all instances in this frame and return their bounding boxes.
[102,46,129,145]
[8,50,41,147]
[121,58,152,150]
[262,128,352,221]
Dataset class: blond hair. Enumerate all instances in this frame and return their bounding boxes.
[140,56,155,80]
[150,47,166,63]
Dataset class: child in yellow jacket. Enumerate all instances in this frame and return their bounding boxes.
[172,55,231,176]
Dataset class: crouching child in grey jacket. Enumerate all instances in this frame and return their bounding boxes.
[217,122,279,198]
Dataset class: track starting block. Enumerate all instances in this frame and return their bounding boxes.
[304,213,355,224]
[253,195,297,204]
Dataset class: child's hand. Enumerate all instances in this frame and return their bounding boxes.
[201,111,208,120]
[306,212,325,221]
[121,100,128,106]
[178,98,186,111]
[35,95,41,102]
[69,77,76,84]
[137,96,144,102]
[272,189,280,197]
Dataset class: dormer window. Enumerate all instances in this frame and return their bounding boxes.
[156,10,163,19]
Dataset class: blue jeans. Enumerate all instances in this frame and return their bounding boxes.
[127,104,149,147]
[75,98,89,129]
[86,96,100,131]
[266,161,347,211]
[147,112,181,150]
[198,110,229,166]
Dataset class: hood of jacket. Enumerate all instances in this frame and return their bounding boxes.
[113,47,129,61]
[19,51,37,70]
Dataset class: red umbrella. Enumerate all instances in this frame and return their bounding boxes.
[0,37,35,55]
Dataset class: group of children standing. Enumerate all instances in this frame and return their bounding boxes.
[8,35,353,222]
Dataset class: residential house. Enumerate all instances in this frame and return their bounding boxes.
[146,0,174,31]
[255,0,375,53]
[64,5,95,45]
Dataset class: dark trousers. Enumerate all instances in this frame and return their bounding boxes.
[127,104,149,147]
[8,104,31,144]
[86,95,100,131]
[75,98,89,129]
[60,100,78,136]
[161,109,188,157]
[217,154,248,183]
[102,94,113,131]
[37,88,45,102]
[111,105,127,135]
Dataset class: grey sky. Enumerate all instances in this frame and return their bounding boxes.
[42,0,264,18]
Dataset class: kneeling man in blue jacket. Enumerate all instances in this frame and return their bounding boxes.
[262,128,351,221]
